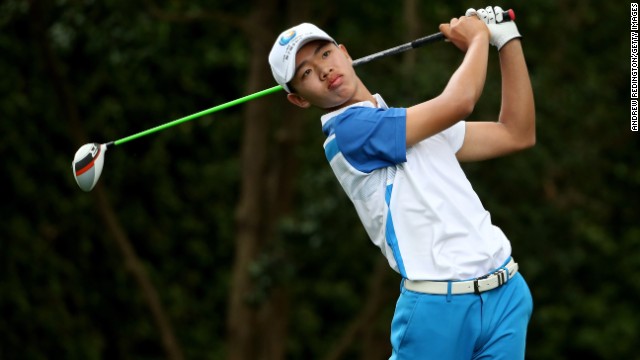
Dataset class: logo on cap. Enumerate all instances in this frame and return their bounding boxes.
[279,30,297,46]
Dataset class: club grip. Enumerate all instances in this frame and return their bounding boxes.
[501,9,516,22]
[476,9,516,22]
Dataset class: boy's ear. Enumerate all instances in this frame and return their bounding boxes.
[286,93,311,109]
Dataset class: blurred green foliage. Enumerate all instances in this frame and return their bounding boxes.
[1,0,637,359]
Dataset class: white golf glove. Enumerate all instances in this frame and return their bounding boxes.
[465,6,521,50]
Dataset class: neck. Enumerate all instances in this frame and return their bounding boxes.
[325,77,376,112]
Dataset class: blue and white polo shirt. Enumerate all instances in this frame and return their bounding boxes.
[321,94,512,281]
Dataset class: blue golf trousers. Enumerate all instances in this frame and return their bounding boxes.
[390,272,533,359]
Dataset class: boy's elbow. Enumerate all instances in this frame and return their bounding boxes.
[517,122,536,150]
[525,114,537,148]
[507,133,535,154]
[440,84,482,120]
[461,102,476,120]
[456,95,478,119]
[503,111,536,151]
[521,134,536,149]
[528,130,537,147]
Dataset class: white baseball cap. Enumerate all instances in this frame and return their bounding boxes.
[268,23,336,93]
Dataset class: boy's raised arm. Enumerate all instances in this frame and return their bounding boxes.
[405,16,490,147]
[456,6,536,161]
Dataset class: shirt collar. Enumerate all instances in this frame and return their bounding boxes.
[320,93,388,127]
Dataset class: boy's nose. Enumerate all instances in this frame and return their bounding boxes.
[320,66,333,79]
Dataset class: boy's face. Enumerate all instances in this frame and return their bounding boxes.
[286,40,359,110]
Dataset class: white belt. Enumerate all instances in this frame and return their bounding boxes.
[404,258,519,295]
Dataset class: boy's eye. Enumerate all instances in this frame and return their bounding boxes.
[301,69,311,78]
[322,50,331,58]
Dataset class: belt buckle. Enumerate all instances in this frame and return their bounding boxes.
[473,268,509,295]
[473,273,491,295]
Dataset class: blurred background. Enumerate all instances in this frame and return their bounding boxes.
[1,0,637,359]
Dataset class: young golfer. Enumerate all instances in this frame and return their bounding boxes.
[269,5,535,359]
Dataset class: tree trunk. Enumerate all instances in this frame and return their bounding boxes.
[402,0,420,72]
[227,1,278,359]
[256,3,313,359]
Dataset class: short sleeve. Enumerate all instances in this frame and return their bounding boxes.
[441,121,466,153]
[333,107,407,173]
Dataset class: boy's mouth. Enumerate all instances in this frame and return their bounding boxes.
[328,75,343,90]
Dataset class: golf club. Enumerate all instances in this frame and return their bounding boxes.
[72,9,515,192]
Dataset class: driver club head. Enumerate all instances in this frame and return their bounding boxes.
[72,143,107,192]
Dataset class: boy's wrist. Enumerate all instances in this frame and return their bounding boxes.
[470,32,490,49]
[488,22,521,50]
[497,37,522,54]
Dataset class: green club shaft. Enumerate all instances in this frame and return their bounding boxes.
[108,29,451,148]
[112,85,283,147]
